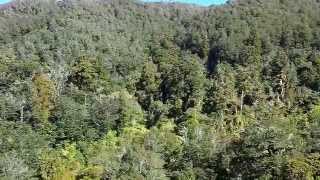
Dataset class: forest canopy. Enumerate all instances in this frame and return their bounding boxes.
[0,0,320,179]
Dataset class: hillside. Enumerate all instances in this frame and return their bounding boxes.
[0,0,320,179]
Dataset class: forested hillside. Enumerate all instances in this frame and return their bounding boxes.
[1,0,320,179]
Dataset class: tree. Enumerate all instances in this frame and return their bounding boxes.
[68,56,112,94]
[308,105,320,152]
[236,29,265,107]
[265,49,298,106]
[0,152,34,180]
[40,144,84,180]
[54,96,96,142]
[158,52,206,117]
[178,31,209,59]
[89,94,121,136]
[203,63,238,115]
[0,0,320,179]
[86,126,169,179]
[286,154,320,180]
[32,73,55,125]
[118,90,145,130]
[0,121,48,171]
[136,61,160,110]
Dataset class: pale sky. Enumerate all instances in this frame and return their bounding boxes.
[0,0,11,4]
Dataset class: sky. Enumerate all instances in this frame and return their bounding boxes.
[0,0,11,4]
[142,0,227,6]
[0,0,228,6]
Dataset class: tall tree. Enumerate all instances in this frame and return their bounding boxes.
[32,73,55,125]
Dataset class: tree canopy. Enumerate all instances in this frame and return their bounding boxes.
[0,0,320,179]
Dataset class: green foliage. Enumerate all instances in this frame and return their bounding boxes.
[118,90,145,129]
[0,121,48,179]
[136,61,160,111]
[286,154,320,180]
[32,73,55,125]
[0,152,35,180]
[311,105,320,125]
[203,63,238,114]
[54,96,96,142]
[0,0,320,179]
[85,126,169,179]
[40,144,83,180]
[69,56,113,94]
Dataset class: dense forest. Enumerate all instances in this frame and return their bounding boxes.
[0,0,320,179]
